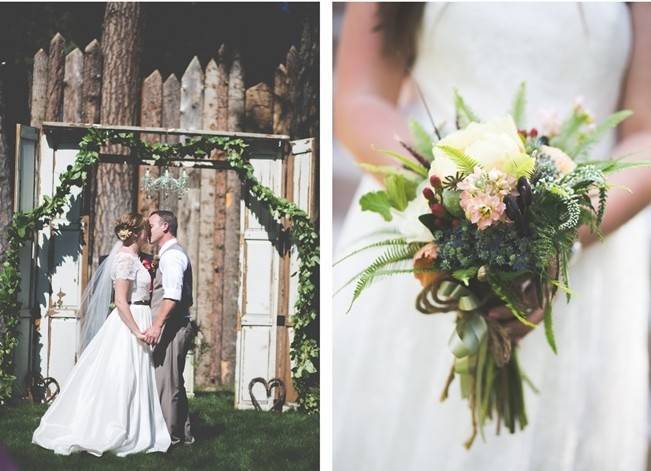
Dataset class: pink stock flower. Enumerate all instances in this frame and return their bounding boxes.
[458,168,515,230]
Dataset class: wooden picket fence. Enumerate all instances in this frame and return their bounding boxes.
[27,32,313,395]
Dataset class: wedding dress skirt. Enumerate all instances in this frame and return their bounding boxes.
[33,305,171,456]
[334,3,649,470]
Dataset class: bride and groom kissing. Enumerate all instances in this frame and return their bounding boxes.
[33,210,197,456]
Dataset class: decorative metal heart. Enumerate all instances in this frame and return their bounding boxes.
[30,374,60,404]
[248,377,286,412]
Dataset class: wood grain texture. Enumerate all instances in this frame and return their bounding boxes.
[62,48,83,123]
[195,58,219,390]
[178,56,203,328]
[222,52,244,386]
[274,54,297,402]
[211,45,229,388]
[157,74,181,213]
[81,39,102,124]
[138,70,162,217]
[45,33,65,122]
[245,82,273,134]
[30,49,49,127]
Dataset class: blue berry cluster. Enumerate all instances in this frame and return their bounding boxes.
[432,220,534,272]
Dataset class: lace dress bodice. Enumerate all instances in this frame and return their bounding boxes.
[111,252,152,303]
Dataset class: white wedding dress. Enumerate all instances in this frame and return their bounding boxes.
[33,251,171,456]
[334,3,649,470]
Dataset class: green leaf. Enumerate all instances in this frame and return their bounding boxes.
[454,88,480,128]
[437,145,480,175]
[408,119,435,160]
[372,147,429,178]
[384,174,418,211]
[578,159,651,174]
[451,266,479,286]
[511,82,527,129]
[543,293,557,354]
[570,110,633,158]
[358,163,416,180]
[359,191,393,221]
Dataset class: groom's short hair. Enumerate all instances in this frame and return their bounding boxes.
[152,210,178,236]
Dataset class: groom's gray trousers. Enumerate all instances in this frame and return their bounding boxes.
[152,315,195,441]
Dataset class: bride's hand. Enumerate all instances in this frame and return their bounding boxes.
[487,281,544,341]
[134,331,147,342]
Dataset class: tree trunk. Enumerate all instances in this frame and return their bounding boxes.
[0,70,12,263]
[93,2,143,266]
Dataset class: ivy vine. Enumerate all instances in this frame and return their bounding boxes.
[0,128,319,412]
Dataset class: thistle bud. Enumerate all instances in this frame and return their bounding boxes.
[429,175,442,190]
[529,128,538,138]
[422,187,435,201]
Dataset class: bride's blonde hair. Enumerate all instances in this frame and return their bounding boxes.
[114,212,147,246]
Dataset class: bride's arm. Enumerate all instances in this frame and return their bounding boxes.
[114,279,145,338]
[335,3,412,184]
[579,3,651,247]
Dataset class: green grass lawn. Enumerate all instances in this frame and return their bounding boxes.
[0,392,318,471]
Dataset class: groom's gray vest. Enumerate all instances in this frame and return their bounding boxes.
[151,243,193,322]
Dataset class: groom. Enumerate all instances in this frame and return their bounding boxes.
[145,210,196,445]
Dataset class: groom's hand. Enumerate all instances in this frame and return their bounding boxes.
[144,325,162,345]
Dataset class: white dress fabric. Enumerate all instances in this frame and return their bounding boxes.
[33,251,171,457]
[334,3,649,471]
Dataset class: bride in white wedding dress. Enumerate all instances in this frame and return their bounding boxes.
[33,213,171,456]
[334,3,651,470]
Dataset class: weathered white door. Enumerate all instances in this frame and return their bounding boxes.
[234,138,316,410]
[234,152,283,410]
[33,133,86,387]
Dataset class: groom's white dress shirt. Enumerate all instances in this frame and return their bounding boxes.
[158,238,188,302]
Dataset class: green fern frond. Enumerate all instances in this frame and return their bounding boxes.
[549,107,592,153]
[437,145,480,175]
[596,186,607,226]
[334,238,408,267]
[453,89,480,128]
[511,82,527,129]
[347,243,423,311]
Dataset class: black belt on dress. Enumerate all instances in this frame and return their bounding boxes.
[128,300,149,306]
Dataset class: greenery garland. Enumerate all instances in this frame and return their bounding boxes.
[0,128,319,412]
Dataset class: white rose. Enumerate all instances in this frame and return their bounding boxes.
[430,115,534,180]
[391,183,432,242]
[540,145,576,175]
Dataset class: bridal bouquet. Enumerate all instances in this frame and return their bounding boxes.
[339,84,647,448]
